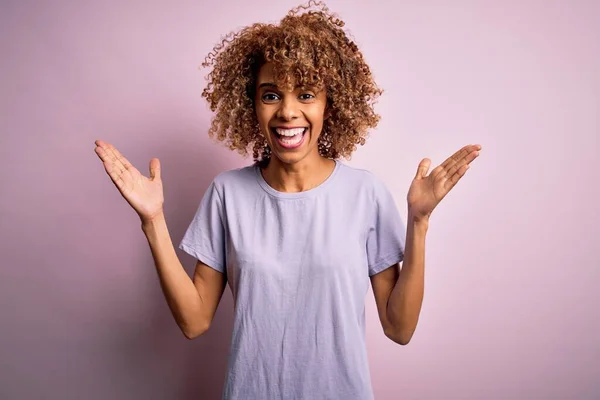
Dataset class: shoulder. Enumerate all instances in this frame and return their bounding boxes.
[210,164,259,197]
[335,162,390,197]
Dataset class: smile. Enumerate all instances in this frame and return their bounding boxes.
[271,127,308,149]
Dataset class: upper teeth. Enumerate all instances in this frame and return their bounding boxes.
[275,128,305,136]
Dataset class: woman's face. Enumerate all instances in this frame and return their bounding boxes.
[254,63,328,166]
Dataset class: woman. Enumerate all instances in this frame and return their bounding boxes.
[94,2,481,399]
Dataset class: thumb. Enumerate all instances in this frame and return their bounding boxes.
[149,158,161,180]
[415,158,431,179]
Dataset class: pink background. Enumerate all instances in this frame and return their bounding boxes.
[1,0,599,399]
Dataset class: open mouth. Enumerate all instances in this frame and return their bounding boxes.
[271,127,308,149]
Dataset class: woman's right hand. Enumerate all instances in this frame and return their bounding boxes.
[94,140,165,223]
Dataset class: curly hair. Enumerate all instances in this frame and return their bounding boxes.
[201,0,382,162]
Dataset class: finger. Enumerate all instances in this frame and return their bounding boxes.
[95,141,132,172]
[104,157,127,190]
[429,149,466,181]
[95,146,128,189]
[415,158,431,179]
[440,144,481,170]
[95,146,126,177]
[110,170,127,191]
[94,140,116,159]
[445,148,480,178]
[439,145,470,170]
[149,158,161,180]
[95,143,119,167]
[430,164,447,181]
[109,145,133,171]
[436,145,480,180]
[100,143,133,173]
[445,163,470,190]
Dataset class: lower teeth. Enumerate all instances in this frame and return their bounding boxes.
[279,130,305,145]
[282,135,301,144]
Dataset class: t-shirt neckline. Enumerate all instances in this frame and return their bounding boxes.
[255,160,341,199]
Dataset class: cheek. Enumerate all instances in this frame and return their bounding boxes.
[308,109,326,128]
[255,108,270,128]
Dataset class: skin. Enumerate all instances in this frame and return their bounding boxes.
[94,140,226,339]
[371,144,481,344]
[255,63,336,193]
[93,63,482,343]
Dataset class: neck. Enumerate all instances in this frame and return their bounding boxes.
[261,153,336,193]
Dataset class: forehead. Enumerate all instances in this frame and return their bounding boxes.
[256,63,324,92]
[256,63,278,85]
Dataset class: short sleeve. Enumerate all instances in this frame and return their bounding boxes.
[179,181,226,274]
[366,179,406,276]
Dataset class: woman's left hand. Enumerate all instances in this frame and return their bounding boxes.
[407,144,482,222]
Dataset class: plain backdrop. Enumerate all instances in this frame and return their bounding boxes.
[1,0,599,399]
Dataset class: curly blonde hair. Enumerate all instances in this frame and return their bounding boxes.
[201,0,382,163]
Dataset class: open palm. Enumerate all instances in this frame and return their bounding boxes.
[407,144,481,221]
[94,140,164,222]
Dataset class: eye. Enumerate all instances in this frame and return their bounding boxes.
[262,92,280,102]
[299,93,315,101]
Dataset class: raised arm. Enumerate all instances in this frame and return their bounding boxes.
[142,214,227,339]
[94,140,226,339]
[371,144,481,345]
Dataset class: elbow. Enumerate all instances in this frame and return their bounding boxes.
[384,327,414,346]
[181,320,210,340]
[182,329,201,340]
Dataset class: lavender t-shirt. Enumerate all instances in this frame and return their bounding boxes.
[179,160,406,400]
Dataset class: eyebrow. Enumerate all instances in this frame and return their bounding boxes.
[258,82,277,89]
[257,83,320,92]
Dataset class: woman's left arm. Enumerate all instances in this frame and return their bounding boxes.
[371,144,481,345]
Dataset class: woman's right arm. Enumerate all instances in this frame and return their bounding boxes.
[94,140,225,340]
[142,213,227,339]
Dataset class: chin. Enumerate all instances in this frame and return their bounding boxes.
[271,151,309,166]
[265,132,314,163]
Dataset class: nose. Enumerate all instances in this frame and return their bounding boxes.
[276,96,298,121]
